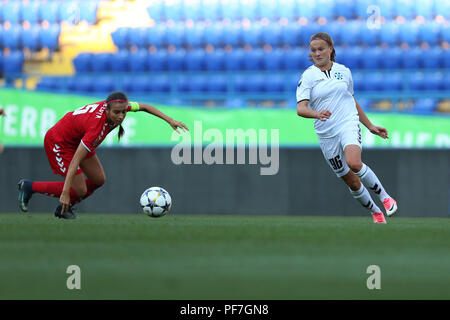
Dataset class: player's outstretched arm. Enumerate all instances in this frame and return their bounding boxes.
[354,98,388,139]
[137,103,189,133]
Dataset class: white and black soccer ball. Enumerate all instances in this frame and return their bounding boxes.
[140,187,172,217]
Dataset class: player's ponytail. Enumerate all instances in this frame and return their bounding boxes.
[106,91,128,141]
[309,32,336,62]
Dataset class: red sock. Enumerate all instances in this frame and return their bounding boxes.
[83,179,103,200]
[32,181,81,206]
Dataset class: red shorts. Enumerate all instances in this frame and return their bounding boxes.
[44,130,96,177]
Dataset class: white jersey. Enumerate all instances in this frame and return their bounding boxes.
[296,62,359,138]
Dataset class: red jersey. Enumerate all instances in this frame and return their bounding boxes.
[48,101,134,152]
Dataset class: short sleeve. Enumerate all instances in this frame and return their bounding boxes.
[296,72,313,103]
[347,68,354,96]
[81,123,107,152]
[127,101,140,112]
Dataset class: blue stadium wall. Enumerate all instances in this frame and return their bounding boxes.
[0,147,448,217]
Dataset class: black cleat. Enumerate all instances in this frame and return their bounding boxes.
[18,179,34,212]
[54,204,77,220]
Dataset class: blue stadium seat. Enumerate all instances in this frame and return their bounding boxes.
[79,1,98,24]
[149,75,171,93]
[394,0,414,18]
[204,23,223,47]
[284,48,309,71]
[2,25,21,50]
[412,98,437,114]
[0,52,3,75]
[360,25,380,46]
[242,23,262,47]
[129,50,149,72]
[298,23,321,45]
[444,48,450,68]
[443,24,450,44]
[91,53,113,72]
[167,49,186,71]
[281,24,300,47]
[176,75,189,92]
[148,50,168,71]
[261,24,281,47]
[338,47,363,70]
[360,72,383,91]
[185,24,204,47]
[245,75,265,93]
[186,75,207,92]
[146,1,164,21]
[164,0,183,21]
[444,73,450,91]
[401,47,422,69]
[129,75,150,92]
[129,27,148,48]
[379,72,403,91]
[407,72,425,90]
[351,72,364,92]
[222,24,242,47]
[94,77,116,93]
[422,47,443,69]
[262,49,284,71]
[316,0,335,19]
[120,75,136,93]
[184,50,205,71]
[414,0,434,19]
[322,21,341,45]
[36,77,61,91]
[110,50,130,72]
[183,0,202,20]
[201,0,220,20]
[418,22,441,46]
[376,0,394,19]
[354,0,371,18]
[399,21,419,45]
[423,72,444,91]
[334,0,355,19]
[435,0,450,18]
[354,97,372,111]
[39,1,59,23]
[379,47,402,70]
[59,1,80,24]
[0,25,3,49]
[39,25,60,51]
[232,74,247,93]
[264,75,285,93]
[21,2,40,24]
[340,21,361,45]
[3,51,24,74]
[67,76,94,93]
[146,25,166,48]
[380,21,399,46]
[204,49,226,71]
[277,0,297,20]
[21,26,40,51]
[111,27,129,49]
[224,49,245,71]
[243,49,264,71]
[220,0,240,20]
[206,75,228,93]
[166,23,184,47]
[73,53,94,73]
[259,0,278,20]
[2,1,21,24]
[296,0,316,20]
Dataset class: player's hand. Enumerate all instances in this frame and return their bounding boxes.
[316,110,331,121]
[169,119,189,133]
[59,191,71,213]
[370,126,388,139]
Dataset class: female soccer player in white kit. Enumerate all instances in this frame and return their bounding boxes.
[296,32,398,223]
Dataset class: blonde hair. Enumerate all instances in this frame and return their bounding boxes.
[308,32,336,62]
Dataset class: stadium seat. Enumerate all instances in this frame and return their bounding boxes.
[379,72,403,91]
[355,0,373,18]
[129,50,149,72]
[232,74,247,93]
[39,1,59,24]
[435,0,450,18]
[176,75,189,92]
[0,51,3,75]
[220,0,241,20]
[242,23,262,47]
[394,0,414,18]
[166,23,184,47]
[206,75,228,93]
[21,2,40,24]
[412,98,437,114]
[284,48,309,71]
[183,0,202,20]
[21,26,40,51]
[2,25,21,50]
[407,72,425,90]
[3,51,24,74]
[277,0,297,20]
[224,49,245,71]
[222,24,242,47]
[261,24,282,47]
[444,48,450,68]
[401,47,422,69]
[111,27,129,49]
[296,0,316,20]
[334,0,355,18]
[167,49,186,71]
[146,1,164,21]
[360,24,380,46]
[149,75,171,93]
[147,25,166,48]
[316,0,335,19]
[0,25,3,49]
[164,0,183,21]
[418,22,441,46]
[186,75,207,92]
[148,50,168,71]
[298,23,321,45]
[399,21,419,45]
[73,53,94,73]
[79,1,98,24]
[39,24,60,51]
[184,50,205,71]
[240,0,259,20]
[355,97,372,111]
[422,47,443,69]
[185,24,205,47]
[351,72,364,92]
[360,72,383,91]
[423,72,444,91]
[338,46,363,70]
[339,21,361,45]
[414,0,434,19]
[2,1,21,24]
[243,49,264,71]
[245,75,265,92]
[204,49,226,71]
[376,0,394,19]
[380,21,399,46]
[264,75,285,93]
[127,75,150,92]
[36,77,61,91]
[68,76,94,93]
[379,47,402,70]
[110,50,130,72]
[322,21,342,45]
[91,53,113,72]
[259,0,278,20]
[204,23,223,47]
[94,77,116,94]
[201,0,220,21]
[281,23,300,47]
[59,1,80,24]
[262,49,284,71]
[128,27,148,49]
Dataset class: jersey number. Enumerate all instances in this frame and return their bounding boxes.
[73,104,99,115]
[328,155,343,170]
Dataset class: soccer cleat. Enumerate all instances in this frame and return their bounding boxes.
[372,212,387,224]
[383,197,398,217]
[54,204,77,220]
[17,179,34,212]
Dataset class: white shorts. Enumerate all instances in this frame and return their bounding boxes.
[318,121,362,178]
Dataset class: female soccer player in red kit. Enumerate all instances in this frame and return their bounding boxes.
[18,92,188,219]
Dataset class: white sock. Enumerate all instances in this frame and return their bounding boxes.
[355,163,389,202]
[349,184,381,214]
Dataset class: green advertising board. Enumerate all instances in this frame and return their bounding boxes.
[0,89,449,148]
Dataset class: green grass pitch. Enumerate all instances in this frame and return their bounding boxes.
[0,213,449,299]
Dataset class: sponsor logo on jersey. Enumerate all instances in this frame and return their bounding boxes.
[334,72,343,80]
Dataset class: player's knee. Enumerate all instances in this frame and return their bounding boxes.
[97,174,106,186]
[347,159,362,172]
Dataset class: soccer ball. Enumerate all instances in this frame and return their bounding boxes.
[140,187,172,217]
